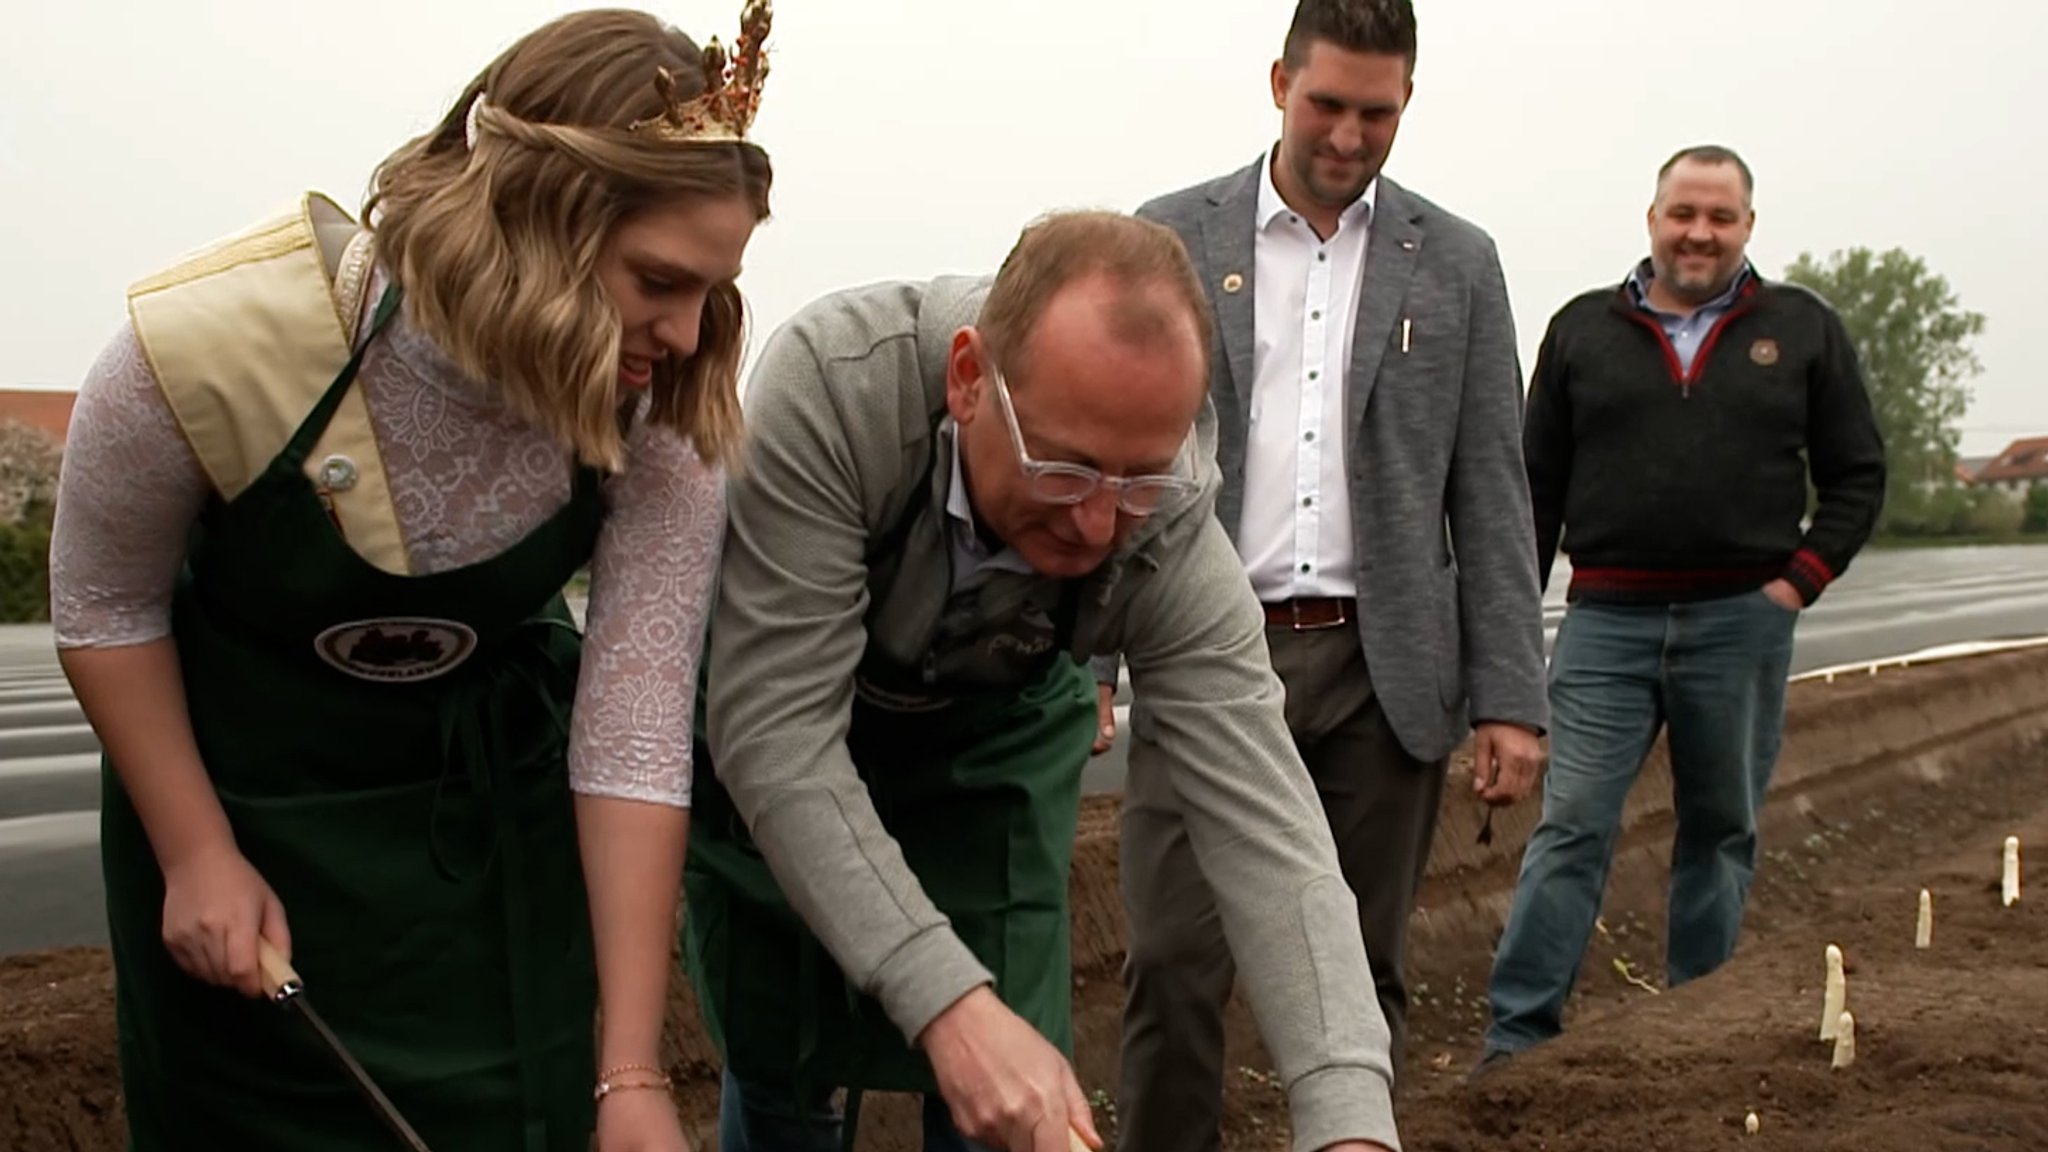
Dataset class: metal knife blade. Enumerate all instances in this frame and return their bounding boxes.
[286,992,434,1152]
[260,940,435,1152]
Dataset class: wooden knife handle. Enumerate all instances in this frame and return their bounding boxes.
[257,938,302,999]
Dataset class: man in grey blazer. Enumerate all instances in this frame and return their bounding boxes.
[691,210,1399,1152]
[1110,2,1549,1146]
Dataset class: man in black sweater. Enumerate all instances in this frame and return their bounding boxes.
[1477,144,1885,1067]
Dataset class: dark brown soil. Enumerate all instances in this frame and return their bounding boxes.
[1311,779,2048,1152]
[0,948,121,1151]
[7,660,2048,1151]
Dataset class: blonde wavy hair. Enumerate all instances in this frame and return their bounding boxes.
[363,8,772,471]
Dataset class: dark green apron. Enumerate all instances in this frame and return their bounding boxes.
[683,441,1098,1135]
[100,286,608,1152]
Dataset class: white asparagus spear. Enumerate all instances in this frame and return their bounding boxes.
[1744,1110,1761,1135]
[1916,888,1932,949]
[1819,944,1846,1040]
[2004,836,2021,907]
[1831,1010,1856,1069]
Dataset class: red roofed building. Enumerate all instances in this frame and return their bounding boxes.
[0,389,77,446]
[1972,436,2048,496]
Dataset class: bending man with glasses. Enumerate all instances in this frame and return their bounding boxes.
[686,210,1401,1152]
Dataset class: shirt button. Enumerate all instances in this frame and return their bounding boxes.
[1311,310,1322,320]
[1318,253,1328,262]
[1299,563,1312,573]
[1308,370,1319,381]
[1304,431,1316,442]
[1302,496,1314,508]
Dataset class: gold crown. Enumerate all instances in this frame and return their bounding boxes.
[631,0,772,144]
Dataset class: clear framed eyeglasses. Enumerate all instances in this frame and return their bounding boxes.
[989,365,1199,517]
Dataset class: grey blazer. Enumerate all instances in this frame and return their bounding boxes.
[704,276,1401,1148]
[1133,159,1548,761]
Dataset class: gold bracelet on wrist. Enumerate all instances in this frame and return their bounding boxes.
[593,1076,672,1103]
[593,1063,672,1103]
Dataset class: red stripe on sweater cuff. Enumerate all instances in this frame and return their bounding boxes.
[1789,549,1835,587]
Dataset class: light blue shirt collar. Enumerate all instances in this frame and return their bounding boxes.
[946,424,1035,585]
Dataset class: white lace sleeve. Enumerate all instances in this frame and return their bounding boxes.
[566,410,727,807]
[48,323,212,649]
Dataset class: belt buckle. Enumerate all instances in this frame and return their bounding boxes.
[1290,598,1346,632]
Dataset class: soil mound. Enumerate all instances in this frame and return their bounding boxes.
[8,650,2048,1150]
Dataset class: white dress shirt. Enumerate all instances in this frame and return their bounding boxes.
[1239,152,1376,602]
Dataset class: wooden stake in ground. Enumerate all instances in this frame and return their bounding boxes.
[1916,888,1932,949]
[2005,836,2022,907]
[1831,1010,1856,1069]
[1820,944,1847,1040]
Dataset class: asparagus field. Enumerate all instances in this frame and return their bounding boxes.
[7,650,2048,1151]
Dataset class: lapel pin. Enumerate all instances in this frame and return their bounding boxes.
[1399,239,1416,251]
[1221,272,1244,294]
[317,454,359,492]
[1401,318,1412,353]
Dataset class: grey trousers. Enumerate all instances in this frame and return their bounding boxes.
[1115,624,1445,1152]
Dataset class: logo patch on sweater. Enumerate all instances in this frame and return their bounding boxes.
[1749,338,1780,366]
[314,618,477,682]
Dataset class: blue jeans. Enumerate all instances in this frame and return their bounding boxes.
[1484,589,1798,1053]
[717,1070,992,1152]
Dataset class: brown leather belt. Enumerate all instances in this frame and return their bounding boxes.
[1262,597,1357,631]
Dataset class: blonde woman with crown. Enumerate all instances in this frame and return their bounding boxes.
[47,5,774,1150]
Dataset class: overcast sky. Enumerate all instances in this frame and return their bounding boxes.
[5,0,2041,454]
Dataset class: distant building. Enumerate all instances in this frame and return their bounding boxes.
[1955,455,1996,484]
[1971,437,2048,496]
[0,390,76,446]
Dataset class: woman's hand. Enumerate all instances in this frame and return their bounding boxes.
[160,844,291,998]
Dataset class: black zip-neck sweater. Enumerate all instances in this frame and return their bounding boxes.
[1524,273,1886,606]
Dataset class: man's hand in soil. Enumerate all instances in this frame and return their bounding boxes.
[1091,683,1116,756]
[1761,577,1805,612]
[1320,1144,1395,1152]
[1472,721,1543,806]
[920,986,1103,1151]
[159,844,291,999]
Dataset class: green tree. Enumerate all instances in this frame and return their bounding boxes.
[1962,486,2024,538]
[1883,483,1970,538]
[1781,247,1986,536]
[2024,483,2048,535]
[0,421,61,623]
[0,419,60,526]
[0,517,51,623]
